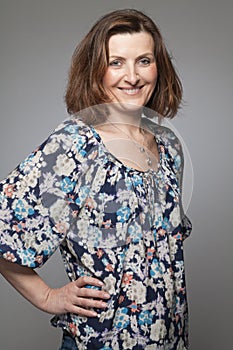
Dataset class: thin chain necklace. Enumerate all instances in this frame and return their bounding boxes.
[106,119,153,168]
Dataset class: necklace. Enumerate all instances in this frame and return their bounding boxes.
[106,119,153,168]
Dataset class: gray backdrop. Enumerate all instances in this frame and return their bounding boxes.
[0,0,232,349]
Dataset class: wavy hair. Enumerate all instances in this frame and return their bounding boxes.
[65,9,183,123]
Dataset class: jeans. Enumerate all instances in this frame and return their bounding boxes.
[59,331,78,350]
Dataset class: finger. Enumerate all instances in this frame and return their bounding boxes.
[75,276,103,288]
[78,288,110,300]
[75,297,108,309]
[68,305,98,318]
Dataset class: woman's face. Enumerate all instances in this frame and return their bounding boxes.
[103,32,158,107]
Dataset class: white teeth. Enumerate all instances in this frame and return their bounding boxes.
[122,88,140,95]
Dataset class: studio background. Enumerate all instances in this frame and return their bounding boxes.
[0,1,232,349]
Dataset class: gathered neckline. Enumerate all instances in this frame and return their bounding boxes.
[88,123,163,176]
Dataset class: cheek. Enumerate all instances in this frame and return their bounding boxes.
[103,70,114,88]
[102,71,110,88]
[103,69,119,88]
[147,64,158,85]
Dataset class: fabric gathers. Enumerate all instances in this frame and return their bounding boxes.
[0,116,192,349]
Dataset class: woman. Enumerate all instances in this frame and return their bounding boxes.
[0,9,192,350]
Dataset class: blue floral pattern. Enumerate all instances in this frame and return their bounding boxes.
[0,117,192,349]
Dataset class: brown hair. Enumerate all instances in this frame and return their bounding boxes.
[65,9,183,122]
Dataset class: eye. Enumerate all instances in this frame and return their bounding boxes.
[109,59,122,67]
[138,58,151,66]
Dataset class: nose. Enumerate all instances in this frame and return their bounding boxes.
[124,63,139,85]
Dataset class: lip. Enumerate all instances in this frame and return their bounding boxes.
[118,85,144,95]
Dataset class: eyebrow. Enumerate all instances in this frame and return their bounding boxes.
[109,52,154,59]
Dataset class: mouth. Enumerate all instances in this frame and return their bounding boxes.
[118,86,144,95]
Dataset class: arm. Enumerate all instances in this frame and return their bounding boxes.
[0,258,110,317]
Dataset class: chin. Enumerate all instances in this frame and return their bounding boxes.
[112,100,145,112]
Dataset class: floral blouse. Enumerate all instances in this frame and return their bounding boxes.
[0,116,192,350]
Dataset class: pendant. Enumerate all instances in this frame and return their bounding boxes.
[147,158,152,166]
[139,147,145,153]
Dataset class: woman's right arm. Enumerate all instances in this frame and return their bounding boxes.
[0,258,110,317]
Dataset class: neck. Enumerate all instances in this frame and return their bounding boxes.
[104,103,144,138]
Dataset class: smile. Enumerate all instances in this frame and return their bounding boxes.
[118,86,143,95]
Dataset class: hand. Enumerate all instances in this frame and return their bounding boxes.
[44,276,110,317]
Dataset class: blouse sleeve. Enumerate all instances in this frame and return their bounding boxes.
[0,118,92,267]
[162,127,192,240]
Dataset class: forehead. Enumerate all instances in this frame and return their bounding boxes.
[108,32,154,56]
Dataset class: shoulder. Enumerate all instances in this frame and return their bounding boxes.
[143,117,184,174]
[144,117,182,151]
[48,117,90,143]
[39,117,98,160]
[0,117,98,187]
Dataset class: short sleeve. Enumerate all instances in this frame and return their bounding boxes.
[0,118,92,267]
[156,124,192,240]
[167,130,192,240]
